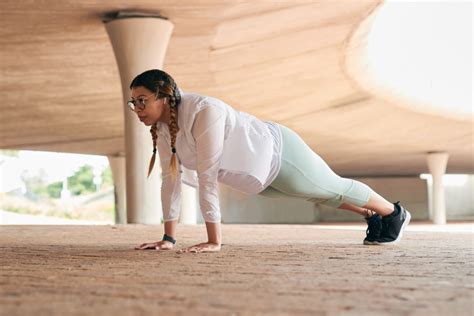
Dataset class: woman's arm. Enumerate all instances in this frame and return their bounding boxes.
[136,134,182,251]
[177,105,225,253]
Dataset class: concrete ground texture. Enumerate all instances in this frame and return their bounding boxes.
[1,224,473,316]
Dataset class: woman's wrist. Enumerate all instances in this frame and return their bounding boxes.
[205,221,222,245]
[164,219,178,240]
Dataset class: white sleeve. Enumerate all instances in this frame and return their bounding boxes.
[157,136,182,222]
[192,104,226,223]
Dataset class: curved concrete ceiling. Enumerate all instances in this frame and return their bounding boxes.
[0,0,472,176]
[346,1,473,120]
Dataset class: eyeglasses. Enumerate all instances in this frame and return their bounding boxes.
[127,94,156,111]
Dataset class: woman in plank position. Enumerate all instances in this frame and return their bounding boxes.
[131,69,411,253]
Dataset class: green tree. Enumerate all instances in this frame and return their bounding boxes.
[0,149,20,157]
[47,181,63,199]
[68,165,96,196]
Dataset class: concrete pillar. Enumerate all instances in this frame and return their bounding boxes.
[108,154,126,224]
[104,12,174,224]
[427,152,449,225]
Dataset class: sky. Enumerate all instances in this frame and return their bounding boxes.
[17,151,109,180]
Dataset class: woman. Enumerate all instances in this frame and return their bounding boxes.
[131,69,411,253]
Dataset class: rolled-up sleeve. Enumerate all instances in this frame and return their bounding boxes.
[192,104,226,223]
[157,136,182,222]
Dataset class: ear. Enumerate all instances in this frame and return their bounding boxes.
[163,97,167,104]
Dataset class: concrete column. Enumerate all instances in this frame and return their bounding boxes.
[427,152,449,225]
[108,154,126,224]
[104,12,174,224]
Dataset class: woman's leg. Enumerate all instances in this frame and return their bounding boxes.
[269,124,393,217]
[260,185,375,217]
[339,203,375,217]
[362,191,396,216]
[339,191,396,217]
[339,192,395,217]
[338,190,396,217]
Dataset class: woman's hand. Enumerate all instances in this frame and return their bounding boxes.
[134,240,174,251]
[177,242,221,254]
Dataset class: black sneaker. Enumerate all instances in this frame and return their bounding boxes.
[363,213,382,245]
[375,201,411,245]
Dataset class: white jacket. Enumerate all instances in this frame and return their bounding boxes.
[155,91,281,223]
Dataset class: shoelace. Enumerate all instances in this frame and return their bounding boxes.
[366,214,382,239]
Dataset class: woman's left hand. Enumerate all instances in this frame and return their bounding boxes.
[177,242,221,254]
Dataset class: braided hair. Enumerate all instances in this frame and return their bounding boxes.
[129,69,182,178]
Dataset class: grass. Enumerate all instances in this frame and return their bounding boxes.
[0,191,114,222]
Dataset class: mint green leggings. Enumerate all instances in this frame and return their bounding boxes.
[259,124,373,208]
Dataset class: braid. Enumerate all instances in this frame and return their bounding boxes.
[147,123,158,178]
[168,98,180,179]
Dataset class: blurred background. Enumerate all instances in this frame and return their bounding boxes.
[0,150,114,224]
[0,0,472,225]
[1,148,472,225]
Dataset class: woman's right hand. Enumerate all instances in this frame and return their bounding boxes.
[134,240,174,251]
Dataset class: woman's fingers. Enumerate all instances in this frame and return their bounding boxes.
[135,240,177,251]
[177,243,220,254]
[176,248,187,254]
[177,247,193,254]
[136,242,221,252]
[135,243,144,249]
[134,243,146,250]
[139,243,152,250]
[176,246,191,253]
[135,242,157,250]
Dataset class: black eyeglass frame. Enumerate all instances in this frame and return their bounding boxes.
[127,91,171,112]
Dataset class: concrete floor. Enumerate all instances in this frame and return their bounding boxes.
[1,224,473,315]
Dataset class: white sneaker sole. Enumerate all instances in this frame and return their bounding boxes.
[373,210,411,246]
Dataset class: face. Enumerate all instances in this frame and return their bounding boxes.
[130,86,167,126]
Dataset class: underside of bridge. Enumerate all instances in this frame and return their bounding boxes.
[1,0,472,177]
